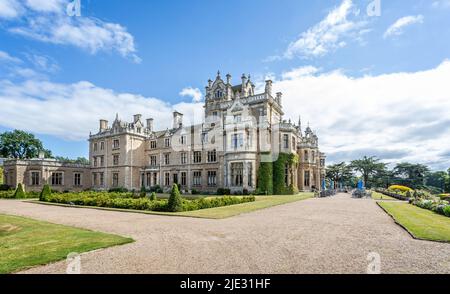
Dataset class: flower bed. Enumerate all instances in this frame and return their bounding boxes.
[41,191,255,212]
[411,198,450,218]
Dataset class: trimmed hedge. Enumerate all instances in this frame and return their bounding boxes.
[41,191,255,212]
[0,188,39,199]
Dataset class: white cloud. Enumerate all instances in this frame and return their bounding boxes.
[0,0,23,19]
[273,60,450,170]
[0,77,204,141]
[0,50,22,63]
[383,15,424,39]
[282,0,368,59]
[0,0,140,62]
[179,87,203,102]
[432,0,450,9]
[25,53,59,73]
[281,66,320,80]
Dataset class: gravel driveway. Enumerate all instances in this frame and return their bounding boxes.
[1,193,449,274]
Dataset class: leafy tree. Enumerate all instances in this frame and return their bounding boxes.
[326,162,354,188]
[0,130,51,159]
[14,183,26,199]
[393,162,429,189]
[372,168,395,189]
[350,156,387,188]
[167,184,183,212]
[53,156,89,164]
[425,171,448,193]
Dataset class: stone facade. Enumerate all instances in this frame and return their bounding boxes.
[3,72,326,194]
[2,158,90,192]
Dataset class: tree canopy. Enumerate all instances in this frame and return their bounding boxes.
[0,130,51,159]
[350,156,387,188]
[393,162,430,189]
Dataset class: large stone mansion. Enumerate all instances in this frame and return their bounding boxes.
[3,72,326,194]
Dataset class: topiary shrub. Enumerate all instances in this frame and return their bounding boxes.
[149,192,157,201]
[39,184,52,201]
[13,184,26,199]
[168,184,183,212]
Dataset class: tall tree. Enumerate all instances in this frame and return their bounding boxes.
[373,168,395,189]
[425,171,448,193]
[326,162,354,188]
[0,130,51,159]
[350,156,387,188]
[393,162,430,189]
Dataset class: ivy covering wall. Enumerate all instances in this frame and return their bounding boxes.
[257,152,299,195]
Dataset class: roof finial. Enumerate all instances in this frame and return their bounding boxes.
[217,70,221,78]
[115,113,119,120]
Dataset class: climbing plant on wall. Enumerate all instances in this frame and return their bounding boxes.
[257,152,299,195]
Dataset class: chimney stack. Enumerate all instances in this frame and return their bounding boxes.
[276,92,282,105]
[133,114,142,123]
[146,118,154,132]
[265,80,273,96]
[241,74,248,96]
[99,119,108,132]
[173,111,183,129]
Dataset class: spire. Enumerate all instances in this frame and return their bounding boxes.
[217,70,221,79]
[115,113,119,121]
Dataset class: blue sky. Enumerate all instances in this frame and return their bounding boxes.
[0,0,450,169]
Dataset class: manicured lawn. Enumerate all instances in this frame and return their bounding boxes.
[372,191,398,201]
[177,193,314,219]
[0,214,133,273]
[29,193,314,219]
[378,202,450,242]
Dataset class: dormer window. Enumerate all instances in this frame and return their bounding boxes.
[215,90,224,98]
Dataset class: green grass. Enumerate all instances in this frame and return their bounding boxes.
[0,214,133,273]
[177,193,314,219]
[378,202,450,242]
[372,191,398,201]
[28,193,314,219]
